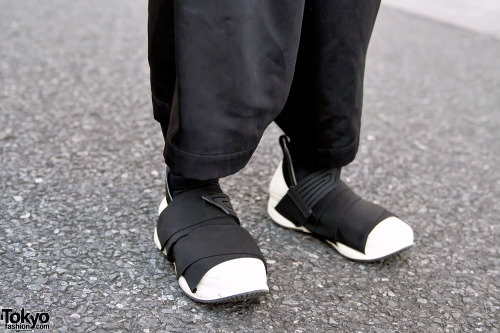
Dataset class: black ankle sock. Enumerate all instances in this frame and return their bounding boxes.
[167,171,219,199]
[293,161,318,184]
[282,154,320,186]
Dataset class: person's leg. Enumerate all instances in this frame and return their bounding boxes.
[150,0,305,180]
[268,0,413,261]
[148,0,219,198]
[275,0,381,179]
[148,0,306,302]
[148,0,175,142]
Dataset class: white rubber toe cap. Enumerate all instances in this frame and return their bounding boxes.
[178,258,268,301]
[333,216,414,261]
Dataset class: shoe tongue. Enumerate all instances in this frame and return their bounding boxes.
[202,192,240,224]
[170,182,239,222]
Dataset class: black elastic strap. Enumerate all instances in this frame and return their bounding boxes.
[157,184,237,261]
[275,167,340,227]
[173,224,265,291]
[314,180,393,252]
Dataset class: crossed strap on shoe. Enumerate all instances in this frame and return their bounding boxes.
[157,184,266,292]
[275,168,394,253]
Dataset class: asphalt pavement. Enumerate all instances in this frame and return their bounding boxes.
[1,1,499,332]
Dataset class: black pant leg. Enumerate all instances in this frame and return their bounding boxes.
[148,0,175,140]
[275,0,381,169]
[148,0,305,180]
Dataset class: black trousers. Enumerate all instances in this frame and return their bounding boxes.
[149,0,381,180]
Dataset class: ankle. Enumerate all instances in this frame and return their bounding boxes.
[291,160,318,184]
[167,169,219,199]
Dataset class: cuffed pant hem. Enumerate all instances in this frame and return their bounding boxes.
[164,138,257,180]
[152,94,171,125]
[288,139,359,170]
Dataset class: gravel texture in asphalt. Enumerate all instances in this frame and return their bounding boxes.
[1,1,499,332]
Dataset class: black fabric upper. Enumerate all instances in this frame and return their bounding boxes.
[157,183,266,292]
